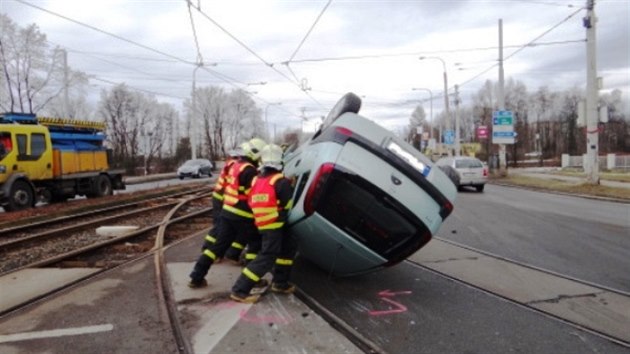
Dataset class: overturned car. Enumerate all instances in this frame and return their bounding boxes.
[284,93,457,276]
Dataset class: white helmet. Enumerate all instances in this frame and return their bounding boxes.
[260,144,284,170]
[243,137,266,161]
[245,138,267,161]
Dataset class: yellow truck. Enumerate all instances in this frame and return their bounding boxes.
[0,113,125,211]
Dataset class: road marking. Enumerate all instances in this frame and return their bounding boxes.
[0,324,114,343]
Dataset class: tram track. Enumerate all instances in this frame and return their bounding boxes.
[0,191,213,318]
[406,237,630,348]
[0,194,213,275]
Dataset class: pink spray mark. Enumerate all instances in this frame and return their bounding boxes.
[368,289,412,316]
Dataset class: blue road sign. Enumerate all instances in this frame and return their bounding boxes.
[443,130,455,145]
[492,131,515,137]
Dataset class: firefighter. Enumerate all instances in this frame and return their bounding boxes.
[230,144,296,303]
[188,137,267,288]
[200,148,241,252]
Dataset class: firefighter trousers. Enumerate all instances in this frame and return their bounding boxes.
[201,197,223,250]
[190,216,259,282]
[231,228,297,295]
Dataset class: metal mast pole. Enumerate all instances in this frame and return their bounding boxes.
[585,0,600,184]
[498,19,507,176]
[455,84,461,156]
[191,63,202,160]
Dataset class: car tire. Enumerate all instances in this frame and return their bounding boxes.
[476,184,485,193]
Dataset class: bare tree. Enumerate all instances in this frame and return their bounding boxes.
[0,14,86,114]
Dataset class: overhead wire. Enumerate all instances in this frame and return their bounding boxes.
[90,77,187,100]
[188,2,327,110]
[15,0,250,93]
[185,0,204,64]
[287,0,332,63]
[457,6,585,91]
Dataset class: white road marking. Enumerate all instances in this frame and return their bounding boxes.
[0,324,114,343]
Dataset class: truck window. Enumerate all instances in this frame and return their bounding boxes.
[16,134,27,155]
[31,133,46,157]
[0,133,11,160]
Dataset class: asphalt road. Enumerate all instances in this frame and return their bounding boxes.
[438,184,630,292]
[292,184,630,353]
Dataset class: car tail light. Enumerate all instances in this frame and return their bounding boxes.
[483,168,488,177]
[304,163,335,216]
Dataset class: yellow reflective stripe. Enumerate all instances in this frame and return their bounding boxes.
[245,253,257,260]
[284,199,293,210]
[212,192,224,200]
[225,186,238,194]
[203,249,217,260]
[205,235,216,243]
[259,222,284,230]
[238,186,246,191]
[242,267,260,282]
[252,206,277,213]
[230,242,244,250]
[223,204,254,218]
[256,212,279,222]
[223,195,238,204]
[275,258,293,266]
[239,163,253,172]
[269,174,283,185]
[243,187,251,194]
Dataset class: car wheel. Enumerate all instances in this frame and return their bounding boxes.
[179,175,184,180]
[476,184,485,192]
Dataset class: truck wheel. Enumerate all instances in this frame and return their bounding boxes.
[92,175,113,197]
[6,180,34,211]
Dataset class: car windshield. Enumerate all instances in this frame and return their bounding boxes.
[183,159,204,166]
[455,159,483,169]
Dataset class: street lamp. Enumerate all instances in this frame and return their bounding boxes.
[411,87,434,142]
[419,56,450,146]
[265,102,282,141]
[191,62,203,160]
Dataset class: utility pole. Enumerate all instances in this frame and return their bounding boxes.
[191,63,202,160]
[454,84,461,156]
[61,49,69,117]
[584,0,600,184]
[498,19,507,176]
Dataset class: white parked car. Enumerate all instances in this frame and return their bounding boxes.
[435,156,488,192]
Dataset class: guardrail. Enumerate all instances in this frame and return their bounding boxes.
[561,154,630,171]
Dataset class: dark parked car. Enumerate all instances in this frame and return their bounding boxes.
[177,159,213,179]
[283,93,457,276]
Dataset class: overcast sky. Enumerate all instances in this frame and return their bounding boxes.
[3,0,629,133]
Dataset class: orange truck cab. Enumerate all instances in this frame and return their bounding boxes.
[0,112,125,211]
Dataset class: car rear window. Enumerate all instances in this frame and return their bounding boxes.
[455,159,483,168]
[316,169,431,261]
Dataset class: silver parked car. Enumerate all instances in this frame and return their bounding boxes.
[284,93,457,277]
[435,156,488,192]
[177,159,213,179]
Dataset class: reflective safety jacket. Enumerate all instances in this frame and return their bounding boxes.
[212,158,235,201]
[249,172,292,230]
[222,160,255,218]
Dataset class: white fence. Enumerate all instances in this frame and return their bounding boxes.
[561,153,630,171]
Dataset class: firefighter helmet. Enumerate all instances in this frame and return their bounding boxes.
[244,137,266,161]
[260,144,284,170]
